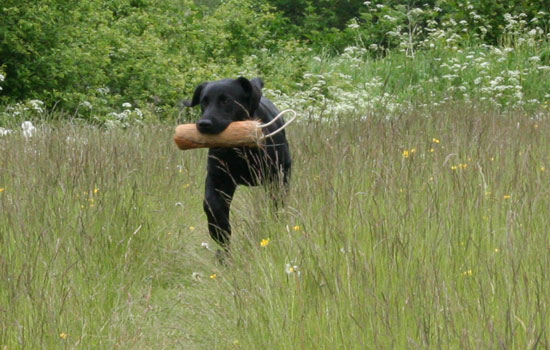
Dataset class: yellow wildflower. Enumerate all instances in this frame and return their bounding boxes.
[93,188,99,194]
[402,150,410,158]
[260,238,270,247]
[183,183,190,189]
[462,269,473,276]
[432,138,440,143]
[541,166,545,172]
[189,226,195,230]
[210,273,217,279]
[293,225,301,231]
[503,195,511,199]
[59,333,68,339]
[494,248,499,253]
[0,188,4,193]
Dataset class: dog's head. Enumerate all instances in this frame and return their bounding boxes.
[184,77,263,134]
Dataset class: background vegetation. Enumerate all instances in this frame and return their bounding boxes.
[1,0,550,123]
[2,1,550,349]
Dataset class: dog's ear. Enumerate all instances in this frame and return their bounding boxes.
[183,82,207,107]
[250,77,264,90]
[237,77,262,113]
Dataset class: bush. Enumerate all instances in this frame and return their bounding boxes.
[0,0,289,118]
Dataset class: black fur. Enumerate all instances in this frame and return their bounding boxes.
[184,77,291,248]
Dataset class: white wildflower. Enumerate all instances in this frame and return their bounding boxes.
[21,121,36,138]
[29,100,44,114]
[442,74,458,80]
[408,8,423,16]
[97,87,110,95]
[0,127,13,136]
[285,263,300,276]
[122,102,132,109]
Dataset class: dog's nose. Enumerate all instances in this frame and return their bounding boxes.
[197,119,213,133]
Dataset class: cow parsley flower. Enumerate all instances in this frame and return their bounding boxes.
[0,127,13,136]
[21,121,36,138]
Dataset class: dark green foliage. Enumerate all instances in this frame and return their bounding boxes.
[440,0,550,44]
[266,0,365,31]
[0,0,291,114]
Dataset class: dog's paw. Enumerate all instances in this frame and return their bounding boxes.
[215,248,230,265]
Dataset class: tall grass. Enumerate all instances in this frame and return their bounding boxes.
[1,104,550,348]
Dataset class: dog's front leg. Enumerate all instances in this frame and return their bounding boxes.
[203,174,236,249]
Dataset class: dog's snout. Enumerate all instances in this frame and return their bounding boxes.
[197,119,213,133]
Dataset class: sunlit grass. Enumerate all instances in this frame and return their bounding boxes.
[1,104,550,349]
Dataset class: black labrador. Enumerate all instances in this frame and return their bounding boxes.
[184,77,291,248]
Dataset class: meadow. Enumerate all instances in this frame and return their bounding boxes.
[1,103,550,349]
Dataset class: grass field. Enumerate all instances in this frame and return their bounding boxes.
[1,104,550,349]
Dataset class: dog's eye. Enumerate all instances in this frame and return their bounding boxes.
[219,96,230,105]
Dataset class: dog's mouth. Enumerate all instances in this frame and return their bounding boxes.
[196,119,230,135]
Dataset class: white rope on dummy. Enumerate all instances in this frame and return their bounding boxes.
[258,109,297,140]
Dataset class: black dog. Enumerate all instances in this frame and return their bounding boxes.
[184,77,291,248]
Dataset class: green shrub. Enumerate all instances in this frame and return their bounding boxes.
[0,0,289,117]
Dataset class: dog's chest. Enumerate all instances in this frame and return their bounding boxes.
[207,147,278,185]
